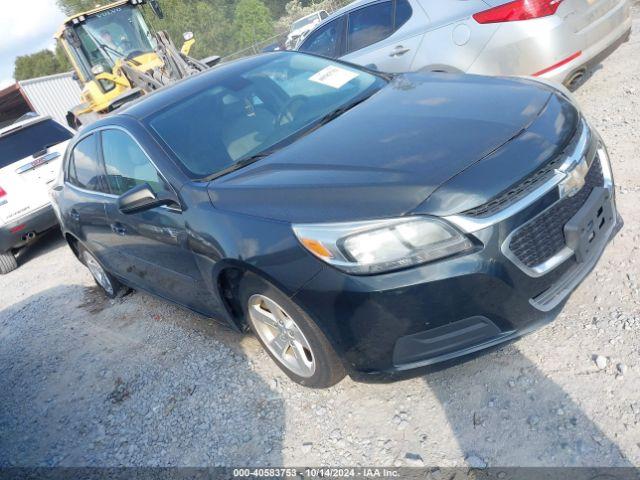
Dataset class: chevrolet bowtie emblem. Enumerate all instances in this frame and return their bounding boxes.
[558,157,589,198]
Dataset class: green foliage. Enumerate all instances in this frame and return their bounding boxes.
[13,48,71,81]
[55,0,97,15]
[18,0,348,83]
[233,0,275,50]
[52,0,348,62]
[141,0,233,59]
[55,0,281,58]
[55,43,73,71]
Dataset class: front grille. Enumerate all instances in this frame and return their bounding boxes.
[465,121,587,218]
[508,157,604,268]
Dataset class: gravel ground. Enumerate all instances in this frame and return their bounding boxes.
[2,8,640,468]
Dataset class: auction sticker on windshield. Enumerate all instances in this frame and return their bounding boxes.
[309,66,359,89]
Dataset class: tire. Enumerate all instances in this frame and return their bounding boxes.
[79,247,127,299]
[239,273,346,388]
[0,252,18,275]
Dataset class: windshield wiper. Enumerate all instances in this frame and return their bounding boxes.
[203,151,277,182]
[300,89,377,138]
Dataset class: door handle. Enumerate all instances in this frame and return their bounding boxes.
[389,45,410,57]
[110,223,127,236]
[70,209,80,221]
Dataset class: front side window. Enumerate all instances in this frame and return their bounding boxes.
[395,0,413,30]
[147,52,385,179]
[67,134,104,192]
[100,129,166,196]
[347,2,393,53]
[0,119,72,168]
[298,17,344,58]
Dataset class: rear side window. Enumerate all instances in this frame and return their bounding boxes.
[100,129,167,196]
[0,119,72,168]
[347,1,393,53]
[67,134,105,192]
[395,0,412,30]
[299,17,344,58]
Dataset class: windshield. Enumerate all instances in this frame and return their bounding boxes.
[292,13,320,31]
[0,120,72,168]
[147,53,385,179]
[74,4,156,70]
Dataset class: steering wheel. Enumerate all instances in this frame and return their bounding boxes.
[276,95,308,126]
[125,50,145,61]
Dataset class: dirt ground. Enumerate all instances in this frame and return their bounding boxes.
[1,7,639,468]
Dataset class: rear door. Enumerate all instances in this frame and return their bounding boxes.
[99,128,213,313]
[0,119,72,225]
[341,0,426,72]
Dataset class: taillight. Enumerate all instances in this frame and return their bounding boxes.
[0,186,6,197]
[473,0,563,24]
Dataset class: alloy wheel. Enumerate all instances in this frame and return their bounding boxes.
[83,251,114,296]
[248,294,316,378]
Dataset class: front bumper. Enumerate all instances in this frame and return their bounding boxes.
[292,132,620,377]
[0,204,58,253]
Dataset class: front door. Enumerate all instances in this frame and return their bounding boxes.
[341,0,425,73]
[98,129,213,313]
[60,133,113,262]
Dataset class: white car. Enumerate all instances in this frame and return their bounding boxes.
[286,10,329,50]
[0,114,73,274]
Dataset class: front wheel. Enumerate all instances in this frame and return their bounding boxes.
[80,248,127,299]
[239,274,346,388]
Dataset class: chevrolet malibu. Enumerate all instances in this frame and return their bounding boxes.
[52,52,621,388]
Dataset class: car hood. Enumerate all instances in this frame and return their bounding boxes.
[207,73,578,223]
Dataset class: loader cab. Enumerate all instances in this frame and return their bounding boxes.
[56,0,209,129]
[62,3,159,91]
[56,0,168,128]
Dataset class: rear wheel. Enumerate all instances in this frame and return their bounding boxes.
[239,274,345,388]
[0,252,18,275]
[80,248,127,299]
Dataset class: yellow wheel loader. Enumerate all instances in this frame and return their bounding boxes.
[56,0,220,129]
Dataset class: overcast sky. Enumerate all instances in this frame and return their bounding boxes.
[0,0,68,89]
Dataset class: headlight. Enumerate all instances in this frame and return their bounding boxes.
[293,216,473,275]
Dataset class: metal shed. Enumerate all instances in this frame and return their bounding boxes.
[18,72,81,127]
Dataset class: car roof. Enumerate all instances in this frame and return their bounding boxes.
[113,52,287,123]
[316,0,371,24]
[0,114,53,138]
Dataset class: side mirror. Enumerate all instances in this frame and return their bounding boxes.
[180,32,196,56]
[64,27,81,49]
[117,183,179,214]
[149,0,164,19]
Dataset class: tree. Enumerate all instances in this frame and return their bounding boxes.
[55,0,96,15]
[55,44,73,72]
[233,0,274,50]
[56,0,236,58]
[13,47,72,82]
[142,0,233,59]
